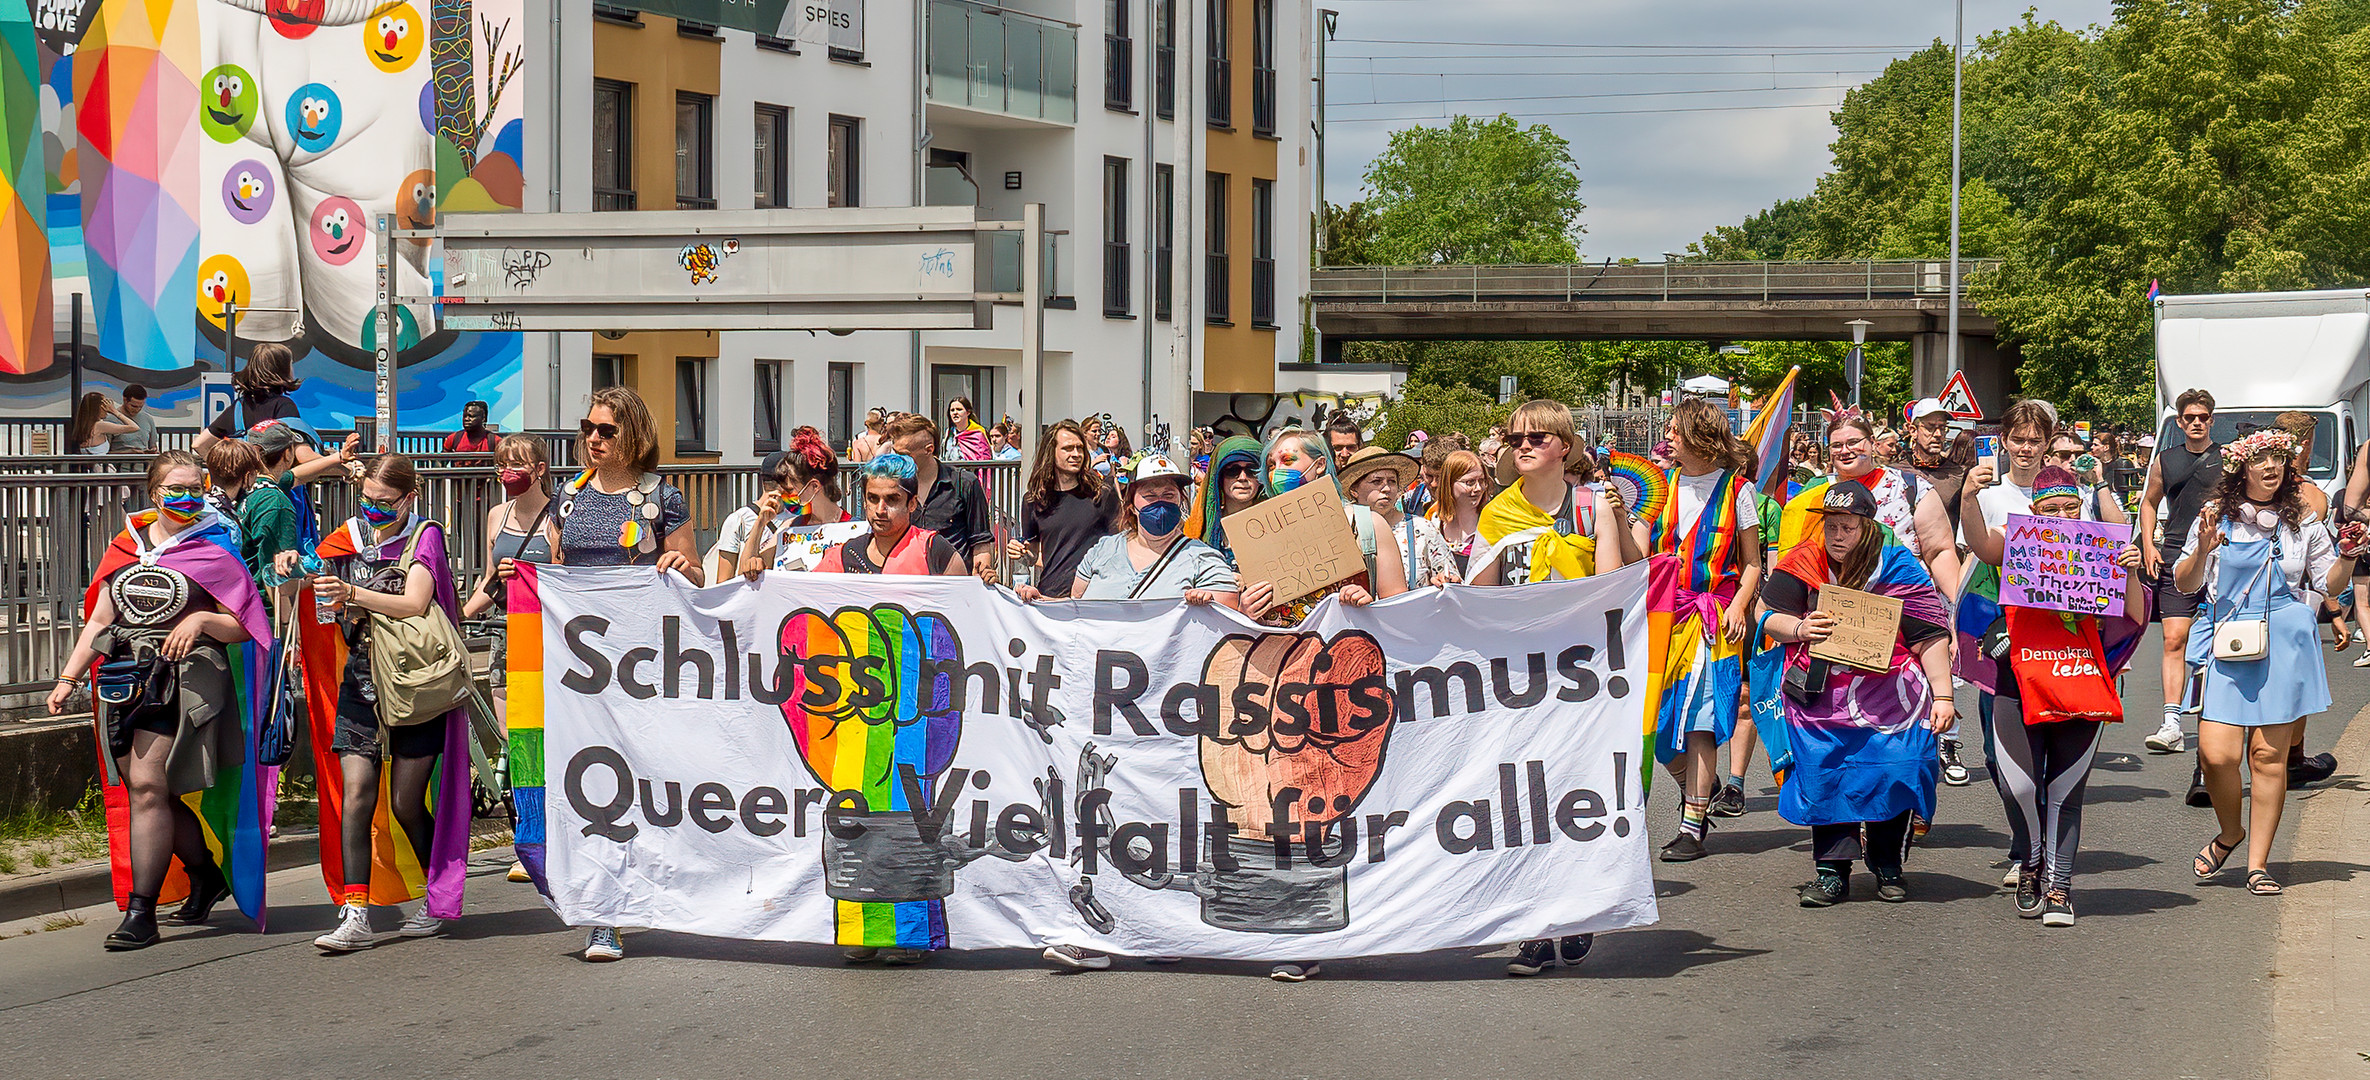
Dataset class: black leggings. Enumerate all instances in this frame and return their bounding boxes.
[1989,701,2103,894]
[1811,810,1913,874]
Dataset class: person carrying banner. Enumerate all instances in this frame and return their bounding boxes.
[1427,448,1491,579]
[1237,429,1408,628]
[301,455,474,953]
[736,427,856,576]
[1036,453,1239,605]
[1635,399,1763,863]
[1961,466,2149,926]
[1009,420,1119,595]
[1185,434,1266,563]
[817,454,971,579]
[2175,428,2347,898]
[546,386,702,962]
[1759,479,1956,907]
[49,452,274,951]
[1462,400,1632,978]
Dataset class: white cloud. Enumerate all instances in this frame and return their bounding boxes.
[1321,0,2116,259]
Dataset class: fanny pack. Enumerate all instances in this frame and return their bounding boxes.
[95,647,176,715]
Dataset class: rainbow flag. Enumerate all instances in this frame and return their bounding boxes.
[507,564,550,889]
[1642,554,1744,768]
[87,511,276,923]
[1743,366,1799,495]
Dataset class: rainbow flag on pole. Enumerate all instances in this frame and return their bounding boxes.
[1743,366,1800,494]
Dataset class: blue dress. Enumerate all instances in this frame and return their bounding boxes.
[2190,537,2330,726]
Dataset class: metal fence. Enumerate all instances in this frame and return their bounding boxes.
[1,458,1020,700]
[1310,259,2003,305]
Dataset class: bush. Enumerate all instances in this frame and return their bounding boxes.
[1371,382,1510,451]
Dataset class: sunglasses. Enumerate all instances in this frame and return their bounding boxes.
[580,419,621,439]
[2179,413,2213,424]
[158,485,208,501]
[358,494,405,512]
[2047,449,2079,460]
[1219,462,1257,481]
[1506,431,1558,449]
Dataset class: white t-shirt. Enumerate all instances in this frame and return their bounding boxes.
[1670,470,1758,538]
[1978,478,2105,530]
[2179,511,2338,605]
[717,505,763,556]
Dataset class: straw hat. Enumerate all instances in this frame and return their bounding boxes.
[1337,446,1420,492]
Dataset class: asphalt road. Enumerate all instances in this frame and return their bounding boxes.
[3,628,2361,1080]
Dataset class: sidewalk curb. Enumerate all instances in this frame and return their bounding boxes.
[2271,703,2370,1074]
[0,828,324,924]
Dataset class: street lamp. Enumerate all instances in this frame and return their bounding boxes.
[1845,319,1873,410]
[1947,0,1964,382]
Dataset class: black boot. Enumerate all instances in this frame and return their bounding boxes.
[105,895,160,951]
[2185,755,2211,808]
[2289,749,2338,787]
[166,862,231,926]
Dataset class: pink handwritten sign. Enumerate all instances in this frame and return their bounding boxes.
[2000,514,2133,617]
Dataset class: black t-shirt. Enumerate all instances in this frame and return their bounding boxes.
[837,532,962,575]
[913,463,994,560]
[1020,483,1119,595]
[207,391,302,438]
[2157,441,2221,550]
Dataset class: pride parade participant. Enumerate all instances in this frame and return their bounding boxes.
[1185,434,1266,562]
[1760,480,1955,907]
[1464,400,1631,977]
[944,396,992,460]
[820,453,973,579]
[1962,466,2149,926]
[1054,453,1238,604]
[1427,448,1490,578]
[1010,419,1118,595]
[1636,399,1762,863]
[50,451,273,950]
[2138,390,2219,756]
[2176,428,2346,898]
[304,454,474,952]
[1237,429,1407,629]
[736,427,855,576]
[1341,446,1460,586]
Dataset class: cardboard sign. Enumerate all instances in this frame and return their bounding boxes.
[1809,585,1904,673]
[1222,477,1364,607]
[2000,514,2132,617]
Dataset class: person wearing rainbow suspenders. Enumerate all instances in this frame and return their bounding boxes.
[1639,400,1765,863]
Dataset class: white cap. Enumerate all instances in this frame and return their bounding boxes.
[1121,452,1190,488]
[1910,397,1951,420]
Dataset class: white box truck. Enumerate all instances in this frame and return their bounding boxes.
[2155,288,2370,499]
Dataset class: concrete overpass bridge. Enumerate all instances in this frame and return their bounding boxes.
[1309,259,2015,414]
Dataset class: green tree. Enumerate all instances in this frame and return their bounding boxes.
[1361,115,1586,264]
[1371,382,1509,451]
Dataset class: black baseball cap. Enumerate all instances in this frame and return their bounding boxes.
[1813,479,1878,520]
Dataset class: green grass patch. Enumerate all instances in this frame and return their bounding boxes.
[0,787,109,877]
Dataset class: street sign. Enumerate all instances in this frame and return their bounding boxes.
[428,208,992,332]
[199,372,234,427]
[1937,370,1982,419]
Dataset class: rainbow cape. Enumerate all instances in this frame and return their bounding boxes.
[301,517,474,918]
[86,510,277,923]
[1644,553,1744,766]
[1776,471,1917,555]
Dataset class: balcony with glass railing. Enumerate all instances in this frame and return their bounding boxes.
[927,0,1079,126]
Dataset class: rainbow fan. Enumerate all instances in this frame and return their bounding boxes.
[1604,451,1671,523]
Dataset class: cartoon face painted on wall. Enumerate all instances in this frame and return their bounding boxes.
[286,83,342,153]
[197,256,251,330]
[368,4,424,72]
[223,161,277,225]
[201,65,259,143]
[395,169,436,232]
[310,196,367,265]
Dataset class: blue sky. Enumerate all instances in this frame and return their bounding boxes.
[1319,0,2118,259]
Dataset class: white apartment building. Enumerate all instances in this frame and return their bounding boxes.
[538,0,1313,463]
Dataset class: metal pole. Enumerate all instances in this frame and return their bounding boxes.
[1172,0,1195,437]
[911,0,929,416]
[1946,0,1963,381]
[548,0,563,429]
[1021,203,1046,474]
[375,212,399,448]
[68,292,83,411]
[1143,0,1158,425]
[223,301,239,385]
[1314,8,1330,261]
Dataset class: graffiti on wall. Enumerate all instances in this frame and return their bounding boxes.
[1,0,526,429]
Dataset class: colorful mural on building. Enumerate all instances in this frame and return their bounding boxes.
[2,0,525,430]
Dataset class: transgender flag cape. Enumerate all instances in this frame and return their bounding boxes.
[85,510,277,923]
[300,518,474,919]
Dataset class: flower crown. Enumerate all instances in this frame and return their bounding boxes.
[2221,429,2297,473]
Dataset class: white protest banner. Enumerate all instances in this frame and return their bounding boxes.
[505,562,1660,960]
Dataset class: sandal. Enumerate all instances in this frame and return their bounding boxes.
[2245,869,2284,896]
[2194,834,2242,879]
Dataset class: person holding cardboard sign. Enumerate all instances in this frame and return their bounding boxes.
[1758,480,1956,908]
[1962,466,2150,926]
[1236,430,1406,628]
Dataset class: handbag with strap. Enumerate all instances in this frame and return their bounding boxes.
[367,526,476,726]
[2212,535,2280,663]
[257,594,305,768]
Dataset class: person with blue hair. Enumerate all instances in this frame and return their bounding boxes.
[816,453,967,577]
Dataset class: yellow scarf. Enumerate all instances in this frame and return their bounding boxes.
[1479,484,1596,583]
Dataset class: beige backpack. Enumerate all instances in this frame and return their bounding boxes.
[368,526,474,726]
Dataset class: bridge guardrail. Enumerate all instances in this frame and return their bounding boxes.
[1310,259,2000,305]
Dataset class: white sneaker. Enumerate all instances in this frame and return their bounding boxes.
[2352,649,2370,668]
[582,926,624,962]
[2144,719,2185,754]
[1270,962,1321,981]
[2002,864,2023,888]
[1043,944,1112,970]
[313,904,376,952]
[396,908,444,938]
